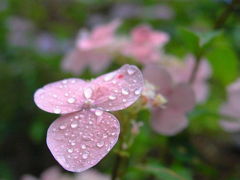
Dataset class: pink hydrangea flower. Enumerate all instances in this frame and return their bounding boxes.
[122,25,169,64]
[143,64,195,136]
[33,64,144,172]
[220,79,240,132]
[62,20,121,75]
[164,55,211,103]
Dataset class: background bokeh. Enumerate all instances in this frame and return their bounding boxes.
[0,0,240,179]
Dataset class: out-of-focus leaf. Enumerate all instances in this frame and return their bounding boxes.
[29,120,47,143]
[179,28,199,54]
[180,28,221,56]
[136,163,188,180]
[171,163,193,180]
[137,108,151,122]
[207,46,239,86]
[198,31,221,48]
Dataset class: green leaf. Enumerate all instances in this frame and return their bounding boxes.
[136,164,188,180]
[179,28,221,56]
[179,28,200,54]
[207,45,239,86]
[198,31,221,48]
[29,120,47,143]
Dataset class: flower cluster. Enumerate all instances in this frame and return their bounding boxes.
[33,20,213,173]
[34,65,144,172]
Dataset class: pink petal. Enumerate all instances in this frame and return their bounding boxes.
[228,78,240,94]
[77,20,121,50]
[221,102,240,120]
[46,109,120,172]
[192,82,209,103]
[143,64,173,95]
[131,25,169,47]
[41,166,61,180]
[88,52,112,74]
[90,64,144,111]
[34,78,87,114]
[220,120,240,132]
[123,44,160,64]
[61,49,88,75]
[151,108,188,136]
[168,83,195,112]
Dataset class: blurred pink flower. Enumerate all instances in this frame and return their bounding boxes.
[143,64,195,136]
[62,20,121,75]
[164,55,211,103]
[122,25,169,64]
[33,65,144,172]
[220,79,240,132]
[21,166,109,180]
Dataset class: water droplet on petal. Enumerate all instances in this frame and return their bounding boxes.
[121,89,129,95]
[84,88,93,99]
[71,122,78,128]
[67,97,76,104]
[62,80,68,84]
[67,148,73,153]
[96,141,104,148]
[82,153,88,159]
[54,108,61,114]
[108,95,116,100]
[104,73,115,81]
[59,125,66,130]
[127,69,135,75]
[134,89,141,95]
[95,110,103,116]
[81,144,86,149]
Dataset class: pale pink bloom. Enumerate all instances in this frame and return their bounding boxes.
[21,166,72,180]
[143,64,195,136]
[34,64,144,172]
[76,20,121,50]
[76,169,110,180]
[163,55,211,103]
[123,25,169,64]
[62,20,121,75]
[21,167,109,180]
[220,79,240,132]
[62,49,112,75]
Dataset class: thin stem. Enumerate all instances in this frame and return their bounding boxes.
[189,0,239,84]
[189,54,202,84]
[111,104,142,180]
[214,0,239,29]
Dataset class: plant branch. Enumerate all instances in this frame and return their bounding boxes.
[214,0,239,29]
[189,0,239,84]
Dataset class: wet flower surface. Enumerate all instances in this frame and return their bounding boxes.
[34,64,144,172]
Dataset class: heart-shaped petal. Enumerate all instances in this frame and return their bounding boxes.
[90,64,144,111]
[34,78,86,114]
[47,109,120,172]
